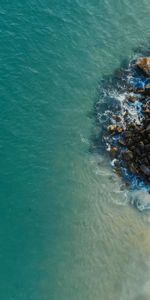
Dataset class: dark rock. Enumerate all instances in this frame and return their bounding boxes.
[140,165,150,176]
[144,119,150,126]
[130,146,136,151]
[134,136,141,143]
[143,158,149,165]
[144,139,149,145]
[128,163,138,174]
[124,131,132,139]
[122,150,134,161]
[144,144,150,151]
[126,138,133,147]
[139,129,146,136]
[135,148,141,156]
[139,141,144,149]
[145,124,150,132]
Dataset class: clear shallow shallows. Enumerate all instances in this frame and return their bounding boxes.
[1,1,150,300]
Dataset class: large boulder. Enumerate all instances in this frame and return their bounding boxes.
[136,57,150,76]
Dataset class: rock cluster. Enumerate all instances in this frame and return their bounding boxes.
[104,56,150,186]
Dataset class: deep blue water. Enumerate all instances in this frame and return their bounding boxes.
[1,1,150,300]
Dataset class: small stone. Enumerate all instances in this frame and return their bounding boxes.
[118,139,126,146]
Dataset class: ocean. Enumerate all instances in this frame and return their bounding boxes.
[1,1,150,299]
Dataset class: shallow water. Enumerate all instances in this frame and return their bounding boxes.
[1,1,150,299]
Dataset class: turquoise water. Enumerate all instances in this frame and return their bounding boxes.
[1,1,150,299]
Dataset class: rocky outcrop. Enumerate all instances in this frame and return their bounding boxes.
[136,57,150,76]
[104,56,150,188]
